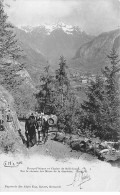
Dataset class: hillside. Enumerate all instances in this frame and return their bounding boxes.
[72,29,120,73]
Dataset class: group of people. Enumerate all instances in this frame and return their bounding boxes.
[25,112,49,148]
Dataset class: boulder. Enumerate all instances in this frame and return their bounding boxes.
[52,130,120,162]
[113,141,120,150]
[48,132,57,140]
[53,132,83,146]
[70,140,82,151]
[70,138,92,152]
[99,148,120,161]
[53,132,66,143]
[63,134,71,145]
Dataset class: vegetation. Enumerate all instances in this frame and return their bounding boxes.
[35,65,54,114]
[0,0,24,90]
[81,48,120,141]
[0,0,120,142]
[0,0,36,117]
[36,50,120,141]
[35,56,81,133]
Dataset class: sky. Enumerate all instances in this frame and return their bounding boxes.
[4,0,120,35]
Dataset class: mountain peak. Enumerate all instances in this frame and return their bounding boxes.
[18,25,34,33]
[18,22,84,35]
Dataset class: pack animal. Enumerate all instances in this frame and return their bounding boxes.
[36,116,49,144]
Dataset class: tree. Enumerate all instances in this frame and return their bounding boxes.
[35,65,54,114]
[81,49,120,141]
[102,48,120,140]
[36,57,70,115]
[53,56,81,133]
[0,0,22,60]
[0,0,24,91]
[81,75,107,138]
[55,90,82,134]
[35,57,81,134]
[55,56,70,105]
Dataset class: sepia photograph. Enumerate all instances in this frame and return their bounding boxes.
[0,0,120,192]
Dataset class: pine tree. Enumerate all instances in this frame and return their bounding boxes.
[0,0,22,60]
[54,56,80,133]
[81,49,120,141]
[102,48,120,140]
[81,75,107,138]
[35,65,54,114]
[55,56,70,105]
[0,0,24,90]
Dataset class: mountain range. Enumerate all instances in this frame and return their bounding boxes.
[15,22,94,81]
[3,23,119,117]
[15,22,120,82]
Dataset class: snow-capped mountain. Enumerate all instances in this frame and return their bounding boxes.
[15,22,94,83]
[18,22,84,35]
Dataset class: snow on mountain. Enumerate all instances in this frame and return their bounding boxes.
[18,22,84,35]
[16,22,94,83]
[19,25,34,33]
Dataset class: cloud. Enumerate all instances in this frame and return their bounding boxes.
[5,0,120,34]
[73,0,120,34]
[5,0,79,25]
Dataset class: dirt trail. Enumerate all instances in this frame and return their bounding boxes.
[0,122,120,192]
[20,122,98,161]
[20,121,120,166]
[18,122,120,191]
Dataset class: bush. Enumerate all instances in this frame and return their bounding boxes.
[0,132,16,153]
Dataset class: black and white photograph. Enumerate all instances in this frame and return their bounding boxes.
[0,0,120,192]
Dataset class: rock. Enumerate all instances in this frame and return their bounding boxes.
[48,132,57,140]
[53,132,66,143]
[113,141,120,150]
[52,130,120,162]
[99,148,120,161]
[0,85,26,154]
[53,132,84,146]
[62,133,71,145]
[99,141,120,150]
[100,148,111,155]
[70,140,82,151]
[100,141,113,149]
[70,137,93,153]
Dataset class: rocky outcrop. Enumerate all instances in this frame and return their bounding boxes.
[0,85,26,154]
